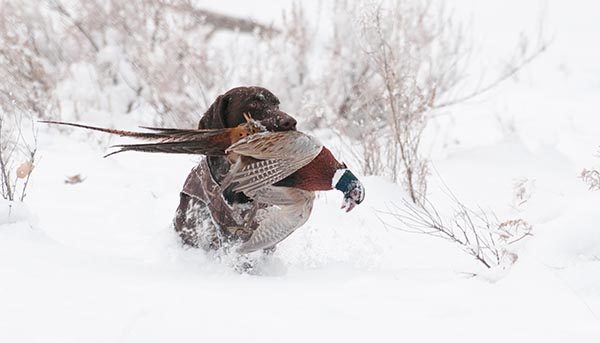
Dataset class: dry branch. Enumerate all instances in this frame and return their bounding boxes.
[381,184,532,269]
[330,0,547,205]
[0,115,38,202]
[166,3,280,37]
[49,0,100,52]
[581,168,600,191]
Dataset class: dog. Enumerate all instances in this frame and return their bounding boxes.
[173,86,298,251]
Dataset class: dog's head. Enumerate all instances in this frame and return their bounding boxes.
[198,87,298,204]
[198,86,297,131]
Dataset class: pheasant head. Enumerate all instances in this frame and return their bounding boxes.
[332,167,365,212]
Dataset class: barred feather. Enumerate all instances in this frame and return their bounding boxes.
[225,131,323,195]
[105,136,230,157]
[40,120,252,157]
[39,120,190,140]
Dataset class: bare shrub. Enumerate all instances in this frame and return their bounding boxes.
[0,113,38,202]
[581,168,600,191]
[315,0,462,203]
[380,183,532,269]
[512,177,533,208]
[322,0,547,204]
[357,2,450,203]
[580,148,600,191]
[0,1,62,119]
[41,0,285,126]
[0,1,47,201]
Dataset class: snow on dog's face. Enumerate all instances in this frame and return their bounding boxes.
[197,86,299,204]
[199,86,297,132]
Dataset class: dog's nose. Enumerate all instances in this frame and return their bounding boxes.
[278,116,297,131]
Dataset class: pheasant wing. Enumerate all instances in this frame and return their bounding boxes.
[236,189,315,253]
[251,185,313,206]
[226,131,320,159]
[226,131,322,195]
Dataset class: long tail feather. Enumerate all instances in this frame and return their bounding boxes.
[39,120,177,140]
[105,139,231,157]
[40,120,235,156]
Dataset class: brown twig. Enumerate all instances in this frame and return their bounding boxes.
[0,118,14,200]
[18,120,38,202]
[50,0,100,52]
[380,177,532,270]
[166,4,280,38]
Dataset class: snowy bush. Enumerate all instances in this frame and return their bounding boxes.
[0,1,62,118]
[382,189,533,270]
[329,1,546,202]
[581,168,600,191]
[0,113,37,202]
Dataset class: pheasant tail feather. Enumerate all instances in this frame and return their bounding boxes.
[39,120,248,157]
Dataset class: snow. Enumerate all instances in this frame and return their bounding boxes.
[2,0,600,342]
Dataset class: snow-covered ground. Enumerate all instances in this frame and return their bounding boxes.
[2,1,600,342]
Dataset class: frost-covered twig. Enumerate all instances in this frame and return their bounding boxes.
[322,0,548,208]
[580,148,600,191]
[328,1,547,205]
[166,3,280,37]
[0,114,38,202]
[581,168,600,191]
[0,118,12,199]
[49,0,100,52]
[380,183,533,269]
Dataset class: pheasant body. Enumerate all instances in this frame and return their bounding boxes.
[274,147,343,191]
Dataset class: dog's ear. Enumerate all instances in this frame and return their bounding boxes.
[198,95,229,129]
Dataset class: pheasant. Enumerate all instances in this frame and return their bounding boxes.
[40,117,365,253]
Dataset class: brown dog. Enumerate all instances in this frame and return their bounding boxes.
[173,86,297,250]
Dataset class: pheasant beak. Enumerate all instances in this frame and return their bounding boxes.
[341,196,357,212]
[241,113,267,134]
[341,181,365,212]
